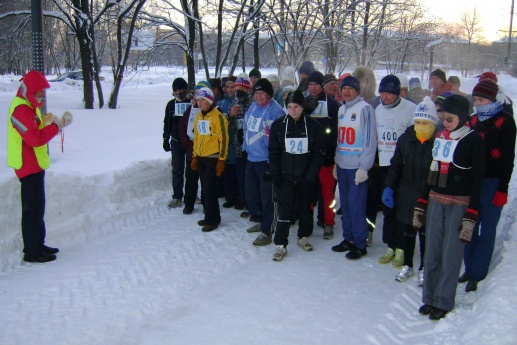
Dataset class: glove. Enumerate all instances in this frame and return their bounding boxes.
[215,160,225,176]
[412,198,428,230]
[493,191,508,207]
[354,168,368,185]
[272,174,282,189]
[53,111,73,130]
[458,208,478,243]
[191,157,198,171]
[381,187,395,208]
[163,139,171,152]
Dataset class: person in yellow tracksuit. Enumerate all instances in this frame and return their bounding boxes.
[191,87,229,232]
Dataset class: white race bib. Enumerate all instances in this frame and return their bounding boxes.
[285,138,308,154]
[197,120,211,135]
[247,115,262,132]
[236,118,244,130]
[310,100,329,118]
[175,102,189,116]
[187,107,200,140]
[432,138,458,163]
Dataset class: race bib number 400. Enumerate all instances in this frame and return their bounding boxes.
[432,138,458,163]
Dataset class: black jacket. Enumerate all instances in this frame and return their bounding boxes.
[269,114,325,183]
[163,98,191,142]
[384,125,436,225]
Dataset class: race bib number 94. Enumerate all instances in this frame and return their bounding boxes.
[432,138,458,163]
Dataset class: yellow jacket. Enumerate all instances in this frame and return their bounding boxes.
[193,106,229,160]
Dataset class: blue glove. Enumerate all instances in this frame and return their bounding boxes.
[382,187,395,208]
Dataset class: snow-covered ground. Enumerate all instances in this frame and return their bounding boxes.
[0,68,516,344]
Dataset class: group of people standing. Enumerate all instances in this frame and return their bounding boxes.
[162,64,516,321]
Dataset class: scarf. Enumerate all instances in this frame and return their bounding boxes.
[476,101,503,122]
[428,125,471,188]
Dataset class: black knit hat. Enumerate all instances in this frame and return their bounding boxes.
[431,69,447,84]
[172,77,188,91]
[286,89,305,107]
[340,76,360,93]
[209,78,222,89]
[378,75,401,95]
[253,78,274,97]
[307,71,324,86]
[439,94,470,122]
[249,68,262,79]
[299,61,315,75]
[322,74,338,87]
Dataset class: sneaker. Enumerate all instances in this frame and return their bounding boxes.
[272,245,287,261]
[392,249,404,268]
[168,199,182,208]
[42,245,59,254]
[202,224,218,232]
[198,220,206,226]
[183,207,193,215]
[366,231,373,247]
[465,279,478,292]
[234,201,245,210]
[23,252,57,263]
[297,237,313,251]
[429,308,448,320]
[246,223,262,233]
[331,240,354,252]
[378,247,395,264]
[323,225,334,240]
[417,269,424,287]
[222,201,235,208]
[345,247,367,260]
[395,265,414,282]
[419,304,433,315]
[458,271,469,283]
[253,233,272,246]
[240,210,250,218]
[195,197,202,204]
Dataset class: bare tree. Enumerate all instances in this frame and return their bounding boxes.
[460,7,484,77]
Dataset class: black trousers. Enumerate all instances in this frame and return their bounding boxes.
[399,222,426,270]
[198,157,221,225]
[170,139,186,200]
[273,180,314,247]
[20,170,47,256]
[184,158,199,209]
[223,163,239,203]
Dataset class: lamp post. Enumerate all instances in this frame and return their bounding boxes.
[31,0,46,114]
[507,0,515,67]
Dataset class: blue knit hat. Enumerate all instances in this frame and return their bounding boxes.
[378,75,401,95]
[339,76,360,93]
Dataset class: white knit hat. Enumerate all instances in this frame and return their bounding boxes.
[413,96,439,124]
[395,73,409,88]
[281,66,296,84]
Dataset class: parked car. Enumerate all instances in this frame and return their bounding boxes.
[49,70,83,82]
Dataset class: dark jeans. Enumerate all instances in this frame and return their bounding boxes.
[170,139,186,200]
[198,157,220,225]
[224,163,239,203]
[20,170,46,256]
[245,160,274,235]
[184,158,199,209]
[274,180,314,246]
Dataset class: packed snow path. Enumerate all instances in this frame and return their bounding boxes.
[0,161,515,344]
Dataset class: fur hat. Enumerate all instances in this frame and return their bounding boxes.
[430,69,447,84]
[18,70,50,110]
[286,89,305,107]
[282,66,296,84]
[249,68,261,79]
[172,77,188,91]
[340,76,360,93]
[307,71,324,86]
[472,80,499,102]
[413,96,439,124]
[253,78,274,97]
[234,73,252,89]
[378,75,401,95]
[196,87,215,105]
[266,74,281,85]
[298,61,315,75]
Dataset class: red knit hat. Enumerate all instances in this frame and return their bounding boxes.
[479,71,498,83]
[472,80,498,102]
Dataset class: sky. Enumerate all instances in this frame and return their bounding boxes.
[425,0,512,42]
[0,68,516,344]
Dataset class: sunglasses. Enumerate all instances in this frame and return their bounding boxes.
[438,115,458,123]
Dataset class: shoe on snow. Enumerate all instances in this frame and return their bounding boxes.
[168,199,182,208]
[392,249,404,268]
[378,247,395,264]
[419,304,433,315]
[465,279,478,292]
[458,271,469,283]
[297,237,313,251]
[323,225,334,240]
[395,265,414,282]
[272,245,287,261]
[429,308,448,320]
[331,240,354,252]
[253,233,272,246]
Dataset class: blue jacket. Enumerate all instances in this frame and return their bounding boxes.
[243,99,285,162]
